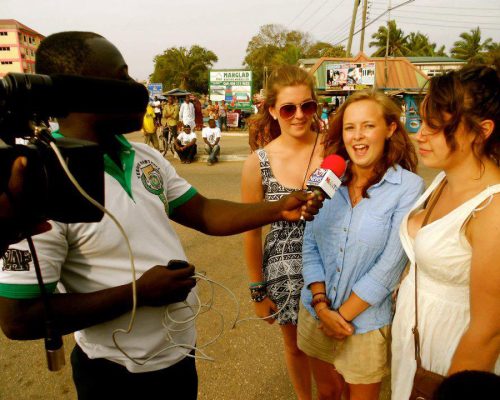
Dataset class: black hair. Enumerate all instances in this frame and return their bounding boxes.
[35,31,104,75]
[433,370,500,400]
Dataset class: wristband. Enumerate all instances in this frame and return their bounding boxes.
[312,292,326,298]
[250,285,267,303]
[337,308,352,323]
[310,296,331,308]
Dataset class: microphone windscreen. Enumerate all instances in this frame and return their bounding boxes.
[321,154,346,177]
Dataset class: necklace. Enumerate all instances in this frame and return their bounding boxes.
[300,132,320,189]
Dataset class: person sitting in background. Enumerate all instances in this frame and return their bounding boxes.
[175,124,197,164]
[202,118,221,166]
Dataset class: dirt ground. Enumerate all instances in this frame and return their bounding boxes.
[0,131,438,400]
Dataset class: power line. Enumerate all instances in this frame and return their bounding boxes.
[370,6,500,18]
[369,0,500,10]
[303,0,348,32]
[297,0,331,30]
[330,0,415,46]
[393,17,500,31]
[288,0,316,26]
[389,13,500,26]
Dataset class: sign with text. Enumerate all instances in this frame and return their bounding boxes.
[325,63,375,91]
[209,70,253,112]
[147,83,163,97]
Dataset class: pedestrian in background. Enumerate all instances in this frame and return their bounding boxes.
[179,96,196,131]
[142,104,159,150]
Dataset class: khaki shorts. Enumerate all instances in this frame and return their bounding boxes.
[297,303,391,385]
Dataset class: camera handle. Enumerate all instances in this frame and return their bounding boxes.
[26,236,65,371]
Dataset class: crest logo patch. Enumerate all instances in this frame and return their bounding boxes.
[2,249,32,272]
[136,160,169,214]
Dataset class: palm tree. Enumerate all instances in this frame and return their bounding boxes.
[451,27,492,62]
[406,32,446,57]
[369,20,409,57]
[151,46,217,92]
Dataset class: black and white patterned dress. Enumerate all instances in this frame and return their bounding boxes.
[257,149,305,325]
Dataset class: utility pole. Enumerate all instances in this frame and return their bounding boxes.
[359,0,369,53]
[384,0,392,87]
[346,0,360,57]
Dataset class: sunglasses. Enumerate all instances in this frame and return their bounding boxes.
[278,100,318,120]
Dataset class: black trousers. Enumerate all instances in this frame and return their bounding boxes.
[71,345,198,400]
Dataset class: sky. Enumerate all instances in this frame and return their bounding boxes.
[3,0,499,81]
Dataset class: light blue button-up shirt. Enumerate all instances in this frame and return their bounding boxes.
[301,164,424,334]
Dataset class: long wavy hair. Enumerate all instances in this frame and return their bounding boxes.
[323,90,418,197]
[248,65,321,151]
[421,64,499,166]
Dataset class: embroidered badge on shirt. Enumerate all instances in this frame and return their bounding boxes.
[2,249,32,271]
[136,160,169,214]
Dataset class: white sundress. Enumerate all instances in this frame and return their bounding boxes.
[391,171,500,399]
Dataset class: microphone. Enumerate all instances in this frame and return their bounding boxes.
[1,73,149,117]
[306,154,346,199]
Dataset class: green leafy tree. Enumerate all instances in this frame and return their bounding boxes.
[305,42,346,58]
[369,20,409,57]
[150,45,217,93]
[244,24,315,90]
[451,27,493,63]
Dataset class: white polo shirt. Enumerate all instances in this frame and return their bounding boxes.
[0,135,198,373]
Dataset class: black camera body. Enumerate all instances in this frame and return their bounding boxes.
[0,136,104,224]
[0,72,148,228]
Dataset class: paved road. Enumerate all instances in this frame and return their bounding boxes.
[0,131,438,400]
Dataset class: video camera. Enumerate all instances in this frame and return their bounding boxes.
[0,72,149,233]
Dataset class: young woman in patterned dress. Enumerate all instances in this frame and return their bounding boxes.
[241,65,323,400]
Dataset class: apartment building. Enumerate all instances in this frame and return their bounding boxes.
[0,19,45,78]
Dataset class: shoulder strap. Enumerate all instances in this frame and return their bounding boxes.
[256,149,271,188]
[413,178,447,368]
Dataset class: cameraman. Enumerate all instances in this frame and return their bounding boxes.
[0,32,322,400]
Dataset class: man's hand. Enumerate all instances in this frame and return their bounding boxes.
[0,157,51,251]
[253,297,278,325]
[279,191,324,222]
[317,309,354,340]
[136,264,196,307]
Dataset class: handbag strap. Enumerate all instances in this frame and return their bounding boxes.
[413,178,447,368]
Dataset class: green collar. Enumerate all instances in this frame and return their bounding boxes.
[51,130,135,199]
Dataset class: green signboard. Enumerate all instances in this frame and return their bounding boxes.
[209,69,253,112]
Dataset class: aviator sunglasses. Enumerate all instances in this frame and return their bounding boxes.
[278,100,318,120]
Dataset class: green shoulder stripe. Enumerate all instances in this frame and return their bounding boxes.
[0,282,58,299]
[168,187,198,215]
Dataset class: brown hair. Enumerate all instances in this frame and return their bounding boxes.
[323,90,418,197]
[421,64,499,165]
[248,65,321,151]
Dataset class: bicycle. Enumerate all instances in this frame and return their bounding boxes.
[159,125,176,156]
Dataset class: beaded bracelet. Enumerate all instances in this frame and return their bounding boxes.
[312,292,327,298]
[310,296,331,308]
[250,286,267,303]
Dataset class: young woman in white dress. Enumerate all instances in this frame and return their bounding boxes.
[391,65,500,399]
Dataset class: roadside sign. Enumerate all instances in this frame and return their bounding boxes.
[209,70,253,112]
[147,83,163,97]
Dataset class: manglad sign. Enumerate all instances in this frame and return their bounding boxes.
[209,70,252,112]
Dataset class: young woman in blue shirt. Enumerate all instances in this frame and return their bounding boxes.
[297,90,424,400]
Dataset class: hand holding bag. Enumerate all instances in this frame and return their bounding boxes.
[409,180,447,400]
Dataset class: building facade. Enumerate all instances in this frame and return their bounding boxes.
[0,19,44,78]
[406,56,465,77]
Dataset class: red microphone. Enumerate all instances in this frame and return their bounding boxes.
[306,154,346,199]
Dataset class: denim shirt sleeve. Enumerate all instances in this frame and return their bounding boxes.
[302,220,326,289]
[352,175,425,305]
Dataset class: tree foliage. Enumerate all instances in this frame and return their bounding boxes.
[150,45,218,93]
[243,24,345,90]
[451,27,493,63]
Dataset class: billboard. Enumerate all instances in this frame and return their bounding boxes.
[147,83,163,97]
[209,70,253,112]
[325,62,375,91]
